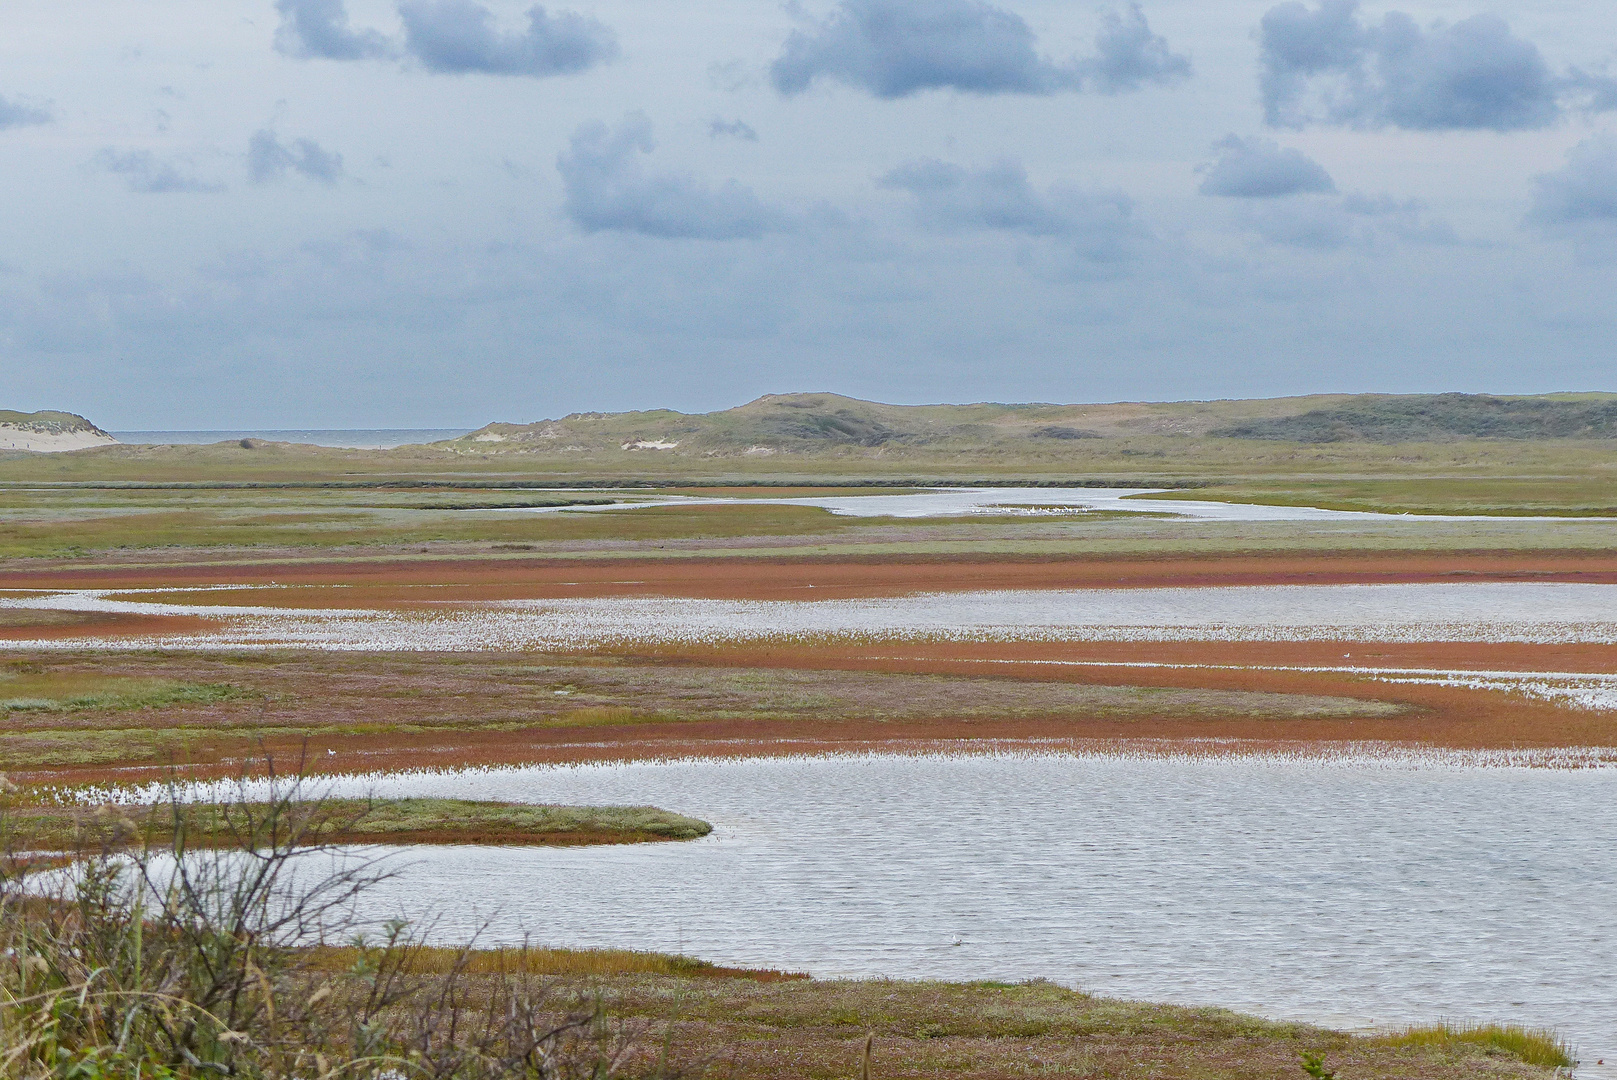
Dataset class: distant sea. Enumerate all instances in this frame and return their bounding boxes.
[109,429,475,449]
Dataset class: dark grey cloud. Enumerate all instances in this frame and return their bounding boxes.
[247,130,344,184]
[1259,0,1558,131]
[91,150,225,194]
[709,117,759,141]
[1198,134,1335,198]
[880,157,1146,263]
[273,0,393,60]
[397,0,617,76]
[0,93,51,130]
[1527,135,1617,228]
[558,113,788,239]
[770,0,1187,99]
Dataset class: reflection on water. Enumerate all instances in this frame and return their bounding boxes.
[306,753,1615,1071]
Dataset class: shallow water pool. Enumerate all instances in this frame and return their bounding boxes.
[301,752,1616,1072]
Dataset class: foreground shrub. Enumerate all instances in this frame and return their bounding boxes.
[0,773,677,1080]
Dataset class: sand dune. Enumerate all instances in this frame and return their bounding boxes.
[0,409,117,453]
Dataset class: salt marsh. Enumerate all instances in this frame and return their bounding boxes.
[267,752,1617,1075]
[8,580,1617,650]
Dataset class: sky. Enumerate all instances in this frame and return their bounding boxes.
[2,0,1617,427]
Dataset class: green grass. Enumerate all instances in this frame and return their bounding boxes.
[1384,1023,1574,1068]
[304,943,805,980]
[1140,478,1617,516]
[0,409,97,429]
[0,671,248,713]
[2,797,713,852]
[0,502,860,557]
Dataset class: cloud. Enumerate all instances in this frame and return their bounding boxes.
[1233,190,1456,249]
[880,157,1146,263]
[273,0,393,60]
[1198,135,1335,198]
[91,150,225,194]
[274,0,615,77]
[1563,67,1617,114]
[709,118,759,141]
[1527,134,1617,229]
[708,60,758,92]
[769,0,1187,99]
[1078,4,1192,94]
[397,0,617,76]
[1342,192,1457,244]
[557,113,789,239]
[1258,0,1558,131]
[0,94,51,130]
[247,130,344,184]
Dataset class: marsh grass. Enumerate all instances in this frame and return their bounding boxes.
[0,502,856,558]
[1143,478,1617,516]
[557,706,639,726]
[1383,1022,1574,1068]
[305,945,805,982]
[2,797,713,853]
[1,651,1427,777]
[0,671,248,713]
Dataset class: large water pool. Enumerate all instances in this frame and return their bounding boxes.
[285,752,1616,1071]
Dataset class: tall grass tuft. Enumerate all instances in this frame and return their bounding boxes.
[0,769,686,1080]
[1385,1022,1574,1068]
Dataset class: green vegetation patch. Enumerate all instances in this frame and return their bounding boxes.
[0,409,98,431]
[307,942,804,980]
[2,797,713,852]
[1383,1023,1574,1068]
[0,500,859,556]
[1211,393,1617,443]
[333,797,713,844]
[0,669,248,713]
[1138,478,1617,516]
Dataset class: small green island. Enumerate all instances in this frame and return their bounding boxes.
[2,797,713,853]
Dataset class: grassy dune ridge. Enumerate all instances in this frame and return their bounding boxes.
[0,410,107,433]
[5,393,1617,519]
[455,391,1617,452]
